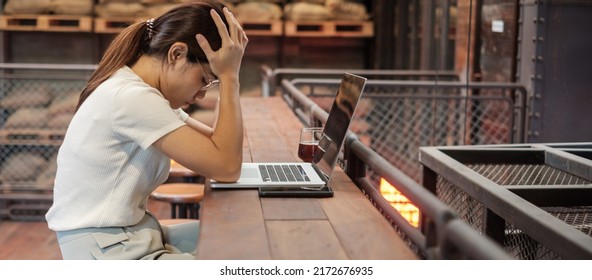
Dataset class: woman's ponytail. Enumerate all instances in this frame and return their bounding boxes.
[76,22,148,111]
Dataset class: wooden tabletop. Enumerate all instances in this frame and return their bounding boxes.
[195,96,417,260]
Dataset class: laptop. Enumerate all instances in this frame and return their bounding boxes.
[210,72,367,197]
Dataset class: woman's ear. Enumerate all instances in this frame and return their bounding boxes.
[167,42,189,65]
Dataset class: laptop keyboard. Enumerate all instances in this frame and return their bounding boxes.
[258,164,311,182]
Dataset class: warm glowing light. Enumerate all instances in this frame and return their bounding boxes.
[380,178,420,227]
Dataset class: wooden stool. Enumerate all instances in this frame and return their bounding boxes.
[150,183,204,219]
[169,160,201,183]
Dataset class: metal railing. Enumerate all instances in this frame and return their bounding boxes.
[281,77,528,183]
[280,77,512,259]
[260,64,459,97]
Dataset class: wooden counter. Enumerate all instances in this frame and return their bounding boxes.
[195,96,416,260]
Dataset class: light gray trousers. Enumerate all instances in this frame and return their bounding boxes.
[56,212,199,260]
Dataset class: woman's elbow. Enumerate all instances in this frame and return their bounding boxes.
[211,159,242,182]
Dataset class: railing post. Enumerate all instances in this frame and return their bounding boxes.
[344,135,366,183]
[421,165,440,258]
[484,209,507,247]
[259,64,274,97]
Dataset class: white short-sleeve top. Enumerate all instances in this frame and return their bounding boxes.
[46,66,189,231]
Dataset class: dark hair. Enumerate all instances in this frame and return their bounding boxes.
[76,0,227,110]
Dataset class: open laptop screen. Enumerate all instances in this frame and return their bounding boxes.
[313,73,366,180]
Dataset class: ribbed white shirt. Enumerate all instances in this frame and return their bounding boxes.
[46,66,189,231]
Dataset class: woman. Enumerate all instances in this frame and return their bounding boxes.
[45,0,248,259]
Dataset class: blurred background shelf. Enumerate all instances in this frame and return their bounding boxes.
[0,14,92,32]
[0,15,371,38]
[0,128,65,143]
[240,20,283,36]
[93,17,147,34]
[284,20,373,37]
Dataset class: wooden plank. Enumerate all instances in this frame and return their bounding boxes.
[333,21,374,37]
[240,20,282,36]
[322,172,418,259]
[245,120,291,162]
[0,15,92,32]
[285,21,325,37]
[0,15,40,31]
[43,15,93,32]
[0,221,61,260]
[241,98,299,162]
[94,17,146,33]
[0,128,65,141]
[0,138,63,146]
[196,186,270,259]
[266,220,348,259]
[0,182,53,194]
[266,97,303,160]
[261,197,326,220]
[285,21,374,38]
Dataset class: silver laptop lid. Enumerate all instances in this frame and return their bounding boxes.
[313,72,367,180]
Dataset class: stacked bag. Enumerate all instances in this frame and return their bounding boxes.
[233,0,282,21]
[0,85,78,189]
[0,87,78,131]
[223,0,369,22]
[0,151,58,190]
[94,0,235,18]
[2,1,369,21]
[1,0,229,18]
[3,0,94,15]
[284,0,369,21]
[95,0,177,18]
[0,151,54,189]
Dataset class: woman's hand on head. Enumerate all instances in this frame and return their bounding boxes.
[159,8,246,182]
[196,7,248,82]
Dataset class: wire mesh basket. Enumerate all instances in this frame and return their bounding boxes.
[420,143,592,259]
[0,64,93,220]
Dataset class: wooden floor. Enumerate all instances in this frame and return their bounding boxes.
[0,199,172,260]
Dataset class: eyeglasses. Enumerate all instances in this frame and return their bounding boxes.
[197,60,219,91]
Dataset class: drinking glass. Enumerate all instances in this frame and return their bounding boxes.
[298,127,323,162]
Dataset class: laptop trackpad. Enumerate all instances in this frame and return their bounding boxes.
[241,166,260,179]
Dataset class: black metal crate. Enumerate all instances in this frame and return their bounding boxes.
[419,143,592,259]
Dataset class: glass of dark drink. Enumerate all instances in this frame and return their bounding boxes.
[298,127,323,162]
